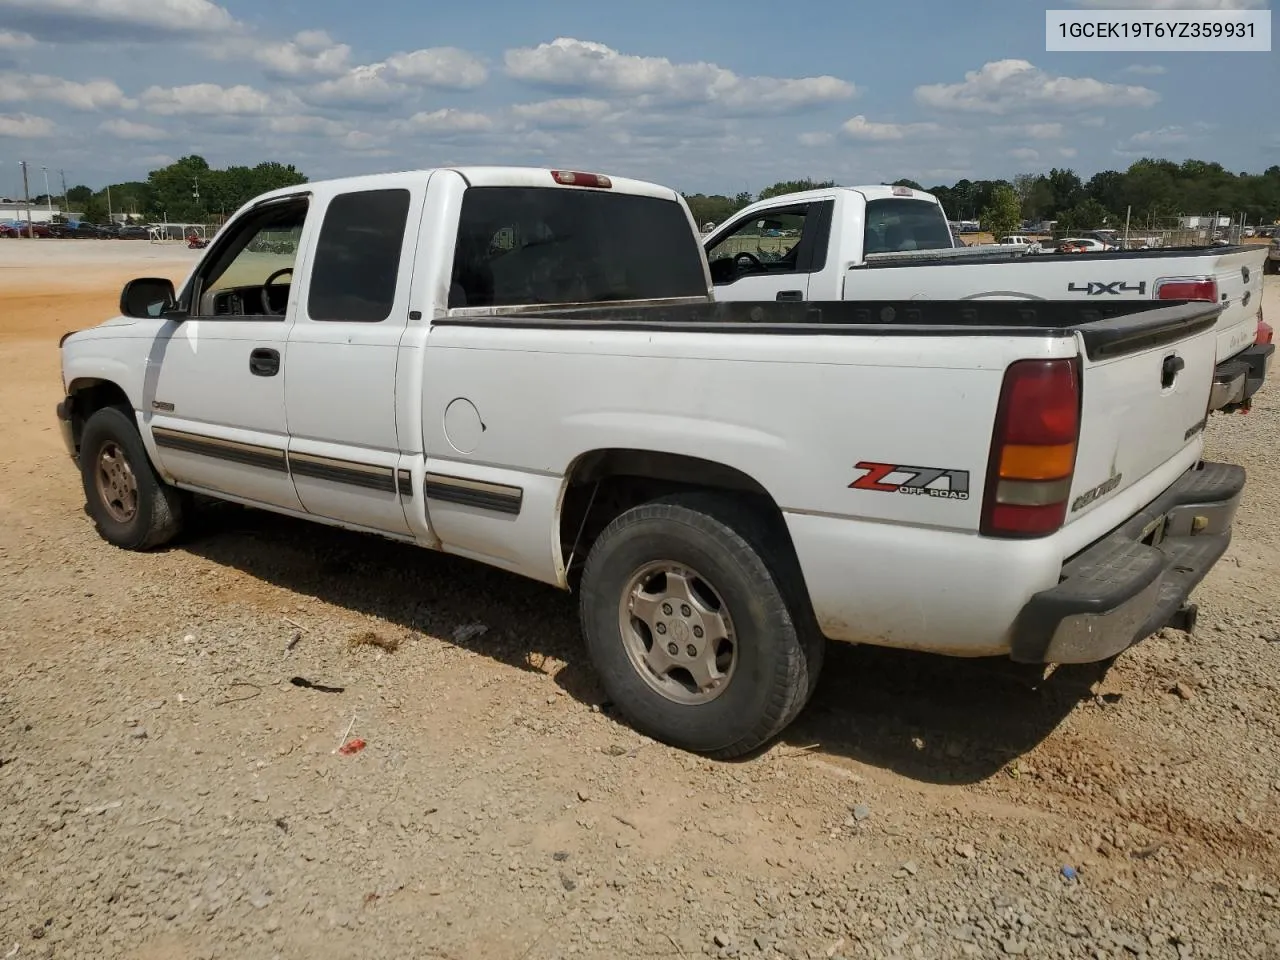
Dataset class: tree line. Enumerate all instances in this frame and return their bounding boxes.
[54,155,307,225]
[683,159,1280,240]
[47,154,1280,239]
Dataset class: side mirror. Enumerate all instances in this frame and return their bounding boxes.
[120,277,179,320]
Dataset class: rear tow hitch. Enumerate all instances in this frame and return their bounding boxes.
[1167,603,1199,634]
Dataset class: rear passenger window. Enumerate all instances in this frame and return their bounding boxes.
[308,189,410,322]
[863,198,954,255]
[449,186,706,308]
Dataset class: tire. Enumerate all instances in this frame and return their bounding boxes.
[578,491,824,759]
[79,406,187,550]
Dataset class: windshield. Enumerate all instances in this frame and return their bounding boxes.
[863,198,954,255]
[450,187,707,308]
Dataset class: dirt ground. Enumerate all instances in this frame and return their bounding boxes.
[2,241,1279,960]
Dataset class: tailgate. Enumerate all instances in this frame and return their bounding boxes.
[1194,248,1267,362]
[1067,302,1221,525]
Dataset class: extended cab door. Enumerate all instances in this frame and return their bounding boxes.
[144,195,310,511]
[282,180,427,537]
[704,200,833,302]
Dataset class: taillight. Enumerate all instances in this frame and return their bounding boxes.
[1257,305,1272,345]
[551,170,612,189]
[981,358,1081,538]
[1154,277,1218,302]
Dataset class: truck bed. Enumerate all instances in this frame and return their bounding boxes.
[445,298,1222,355]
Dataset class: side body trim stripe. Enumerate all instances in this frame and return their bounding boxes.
[150,427,412,498]
[152,427,287,473]
[424,473,523,516]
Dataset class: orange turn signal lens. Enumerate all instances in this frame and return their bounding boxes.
[999,442,1076,481]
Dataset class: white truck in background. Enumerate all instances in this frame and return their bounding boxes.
[704,185,1273,414]
[57,166,1246,758]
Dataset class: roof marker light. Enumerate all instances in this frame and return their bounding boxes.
[551,170,612,189]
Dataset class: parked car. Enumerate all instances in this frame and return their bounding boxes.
[996,234,1042,254]
[57,165,1247,758]
[1057,237,1116,253]
[702,185,1271,415]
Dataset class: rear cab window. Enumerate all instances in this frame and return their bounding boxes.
[449,187,706,308]
[308,188,411,323]
[863,198,955,255]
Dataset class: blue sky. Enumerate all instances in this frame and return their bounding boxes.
[0,0,1274,198]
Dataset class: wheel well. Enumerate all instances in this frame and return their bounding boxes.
[66,379,133,453]
[558,449,795,587]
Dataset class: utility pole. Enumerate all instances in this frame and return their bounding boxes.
[41,166,52,214]
[59,169,67,212]
[107,184,113,223]
[19,159,32,238]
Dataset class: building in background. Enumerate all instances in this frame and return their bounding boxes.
[0,200,63,224]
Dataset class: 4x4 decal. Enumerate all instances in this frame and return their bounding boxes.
[1067,281,1147,296]
[850,462,970,501]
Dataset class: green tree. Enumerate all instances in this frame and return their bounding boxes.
[81,195,110,225]
[1058,198,1112,233]
[1046,167,1084,217]
[979,184,1021,240]
[66,184,93,206]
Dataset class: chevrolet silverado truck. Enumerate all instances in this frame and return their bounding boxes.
[704,185,1273,414]
[57,166,1245,758]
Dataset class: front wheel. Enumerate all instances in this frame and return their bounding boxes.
[79,406,187,550]
[578,492,823,759]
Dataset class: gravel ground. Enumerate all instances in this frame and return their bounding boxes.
[0,268,1277,959]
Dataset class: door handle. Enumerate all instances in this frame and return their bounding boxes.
[249,347,280,377]
[776,290,804,302]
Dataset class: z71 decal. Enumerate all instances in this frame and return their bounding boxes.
[850,462,971,501]
[1068,281,1147,297]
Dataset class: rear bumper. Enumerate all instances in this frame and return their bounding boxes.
[1212,343,1275,411]
[1010,460,1244,664]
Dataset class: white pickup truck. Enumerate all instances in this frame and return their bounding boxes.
[704,185,1273,414]
[57,166,1245,758]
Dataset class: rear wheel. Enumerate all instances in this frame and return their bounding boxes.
[578,491,823,759]
[79,406,187,550]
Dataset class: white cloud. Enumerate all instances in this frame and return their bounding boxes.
[1011,147,1040,162]
[504,37,854,114]
[1059,147,1079,158]
[0,30,36,48]
[0,72,133,110]
[1074,0,1265,8]
[251,30,351,78]
[1125,125,1193,147]
[1123,64,1167,75]
[991,122,1065,139]
[798,131,834,147]
[262,114,346,137]
[393,108,493,134]
[915,59,1159,114]
[841,115,942,141]
[141,82,282,116]
[0,0,239,40]
[510,97,612,128]
[100,117,166,139]
[0,111,54,137]
[304,64,403,105]
[385,47,488,89]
